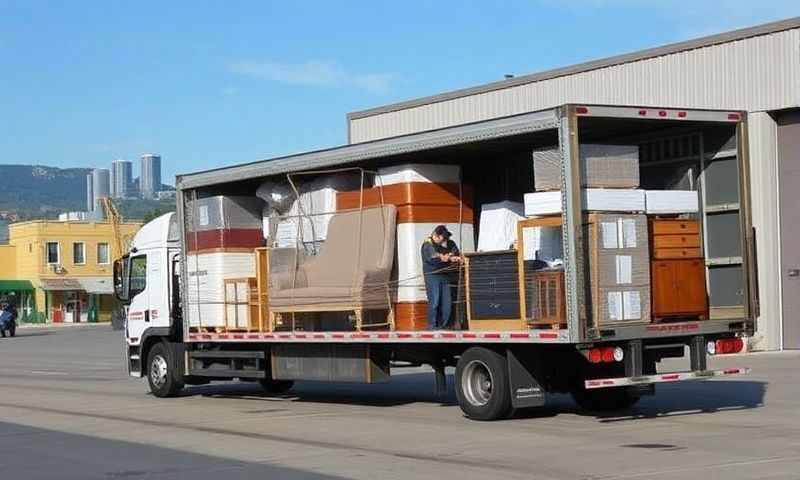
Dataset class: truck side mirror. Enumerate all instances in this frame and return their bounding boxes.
[114,256,130,304]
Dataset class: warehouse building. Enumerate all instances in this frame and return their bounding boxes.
[346,17,800,351]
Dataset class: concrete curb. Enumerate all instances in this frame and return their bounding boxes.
[18,322,112,330]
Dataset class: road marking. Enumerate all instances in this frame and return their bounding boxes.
[28,371,69,376]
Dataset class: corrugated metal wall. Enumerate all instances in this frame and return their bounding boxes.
[748,112,782,351]
[350,29,800,143]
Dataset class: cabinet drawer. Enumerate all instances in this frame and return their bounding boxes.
[651,220,700,235]
[653,247,703,259]
[653,234,701,248]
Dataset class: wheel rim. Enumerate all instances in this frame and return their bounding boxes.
[462,360,494,407]
[150,354,168,389]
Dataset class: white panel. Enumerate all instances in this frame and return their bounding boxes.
[747,112,782,351]
[524,189,646,216]
[396,222,475,302]
[645,190,699,214]
[350,30,800,143]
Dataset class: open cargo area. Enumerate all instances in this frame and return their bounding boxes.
[175,104,755,345]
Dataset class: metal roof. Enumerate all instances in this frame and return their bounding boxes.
[177,108,559,190]
[347,16,800,121]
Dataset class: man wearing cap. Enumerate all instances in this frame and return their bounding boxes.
[421,225,462,330]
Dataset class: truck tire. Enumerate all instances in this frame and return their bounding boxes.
[258,378,294,394]
[147,342,184,398]
[455,347,512,421]
[571,387,640,412]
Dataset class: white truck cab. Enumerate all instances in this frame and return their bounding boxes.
[115,213,182,381]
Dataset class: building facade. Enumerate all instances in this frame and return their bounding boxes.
[111,159,132,199]
[347,17,800,351]
[140,154,162,198]
[91,168,111,214]
[0,220,141,323]
[86,172,94,212]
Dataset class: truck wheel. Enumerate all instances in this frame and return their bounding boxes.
[455,347,512,421]
[258,378,294,394]
[571,387,640,412]
[147,343,184,398]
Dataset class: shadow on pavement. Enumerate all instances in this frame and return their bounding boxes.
[0,421,347,480]
[185,372,766,422]
[188,372,458,408]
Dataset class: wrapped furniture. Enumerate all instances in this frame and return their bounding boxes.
[268,205,397,329]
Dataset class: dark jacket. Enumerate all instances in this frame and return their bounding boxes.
[421,237,460,276]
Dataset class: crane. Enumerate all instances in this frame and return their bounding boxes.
[100,197,127,262]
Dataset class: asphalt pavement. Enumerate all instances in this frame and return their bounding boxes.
[0,324,798,480]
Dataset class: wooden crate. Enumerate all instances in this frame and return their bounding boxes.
[223,277,258,331]
[516,217,567,329]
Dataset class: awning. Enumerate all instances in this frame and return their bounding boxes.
[39,278,83,291]
[78,277,114,295]
[0,280,34,292]
[39,277,114,295]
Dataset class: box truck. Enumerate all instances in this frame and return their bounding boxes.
[116,104,754,420]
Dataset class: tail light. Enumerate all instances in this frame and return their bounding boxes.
[713,338,744,355]
[588,346,624,363]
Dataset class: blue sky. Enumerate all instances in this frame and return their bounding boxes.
[1,1,799,185]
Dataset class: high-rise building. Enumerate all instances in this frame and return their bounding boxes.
[140,154,162,199]
[86,173,94,212]
[92,168,111,215]
[111,159,132,199]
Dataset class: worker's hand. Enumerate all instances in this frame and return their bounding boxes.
[439,253,451,261]
[450,256,462,263]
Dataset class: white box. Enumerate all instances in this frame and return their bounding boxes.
[645,190,699,214]
[477,201,524,251]
[524,189,646,216]
[377,164,461,186]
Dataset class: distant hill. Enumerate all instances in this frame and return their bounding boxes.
[0,164,175,221]
[0,165,92,218]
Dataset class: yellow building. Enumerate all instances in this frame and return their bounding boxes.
[0,220,141,323]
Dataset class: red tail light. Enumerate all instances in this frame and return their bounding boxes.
[727,113,741,121]
[601,347,615,363]
[715,338,744,355]
[575,106,589,114]
[589,349,603,363]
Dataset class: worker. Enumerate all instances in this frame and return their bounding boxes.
[421,225,462,330]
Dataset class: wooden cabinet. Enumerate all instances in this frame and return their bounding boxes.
[649,219,708,320]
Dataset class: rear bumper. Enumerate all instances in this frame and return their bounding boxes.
[585,367,750,389]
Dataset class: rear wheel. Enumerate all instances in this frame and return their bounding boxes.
[258,378,294,394]
[455,347,512,421]
[147,342,184,397]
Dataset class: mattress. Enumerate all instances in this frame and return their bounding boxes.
[477,201,525,252]
[377,164,461,186]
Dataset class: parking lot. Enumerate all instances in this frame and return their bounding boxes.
[0,325,798,479]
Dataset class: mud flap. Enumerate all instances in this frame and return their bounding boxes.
[507,349,546,408]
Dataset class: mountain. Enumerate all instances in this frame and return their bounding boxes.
[0,164,175,220]
[0,165,92,218]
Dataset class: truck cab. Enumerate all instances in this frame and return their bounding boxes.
[115,213,182,382]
